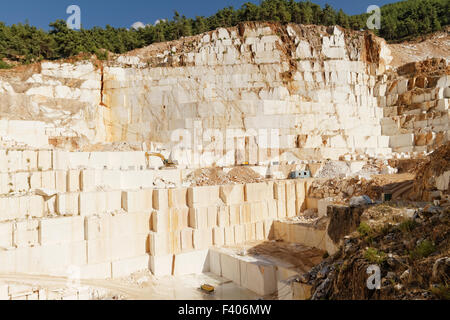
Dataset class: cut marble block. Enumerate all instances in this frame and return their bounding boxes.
[244,182,274,202]
[56,193,79,216]
[172,250,210,275]
[38,150,52,171]
[111,255,149,279]
[39,216,84,245]
[149,254,174,277]
[219,184,245,205]
[187,185,220,208]
[188,207,208,229]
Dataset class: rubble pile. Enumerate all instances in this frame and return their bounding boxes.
[307,174,414,203]
[298,203,450,300]
[184,167,264,186]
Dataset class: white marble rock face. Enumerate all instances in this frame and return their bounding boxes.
[0,23,448,163]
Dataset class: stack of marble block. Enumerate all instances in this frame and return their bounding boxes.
[378,74,450,153]
[0,144,317,280]
[149,179,315,276]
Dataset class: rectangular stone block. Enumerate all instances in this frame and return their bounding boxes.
[240,203,251,224]
[219,184,244,205]
[169,207,189,232]
[209,249,222,276]
[152,210,170,233]
[37,150,52,171]
[29,195,44,218]
[87,238,112,264]
[217,206,230,227]
[224,227,235,246]
[13,172,29,192]
[267,199,278,219]
[80,170,96,192]
[109,234,148,261]
[84,215,112,240]
[122,190,150,213]
[149,254,174,277]
[0,197,19,221]
[0,173,8,194]
[229,205,241,226]
[22,150,37,171]
[0,222,13,248]
[168,188,187,208]
[277,200,287,219]
[41,171,55,190]
[106,190,122,213]
[390,134,414,148]
[180,228,193,251]
[149,231,170,256]
[255,221,264,241]
[67,170,80,192]
[245,182,273,202]
[187,186,220,208]
[170,230,182,255]
[55,171,67,193]
[244,223,256,242]
[191,227,212,250]
[56,193,79,216]
[241,261,277,296]
[206,206,218,228]
[273,181,286,200]
[52,151,69,171]
[285,181,296,217]
[250,202,264,222]
[220,252,241,285]
[188,207,208,230]
[39,216,84,245]
[110,212,151,238]
[173,250,209,276]
[79,192,97,217]
[29,172,42,190]
[295,180,306,214]
[234,224,245,244]
[153,189,168,211]
[213,227,225,246]
[13,220,39,248]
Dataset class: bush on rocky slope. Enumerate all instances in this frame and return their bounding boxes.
[299,203,449,300]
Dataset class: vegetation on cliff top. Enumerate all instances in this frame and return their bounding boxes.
[0,0,448,65]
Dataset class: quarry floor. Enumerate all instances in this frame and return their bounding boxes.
[0,272,261,300]
[0,240,325,300]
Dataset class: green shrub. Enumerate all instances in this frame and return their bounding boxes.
[398,219,417,233]
[0,60,12,69]
[95,49,109,61]
[364,247,386,264]
[357,222,373,237]
[410,240,436,260]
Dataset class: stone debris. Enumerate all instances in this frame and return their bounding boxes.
[184,167,264,186]
[302,202,450,300]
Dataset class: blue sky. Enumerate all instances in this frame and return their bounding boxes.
[0,0,395,30]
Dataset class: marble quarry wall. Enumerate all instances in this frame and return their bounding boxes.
[2,23,447,167]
